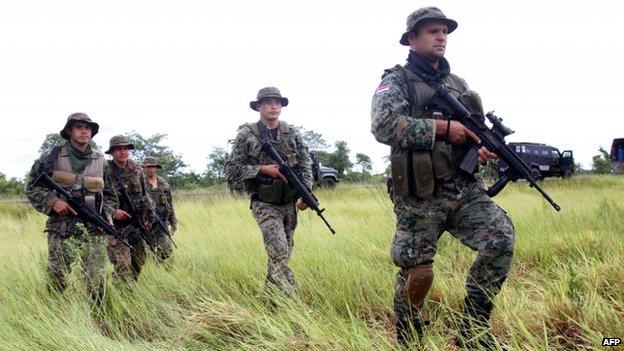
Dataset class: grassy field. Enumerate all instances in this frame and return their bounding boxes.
[0,176,622,350]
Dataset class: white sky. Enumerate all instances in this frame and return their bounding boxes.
[1,0,622,179]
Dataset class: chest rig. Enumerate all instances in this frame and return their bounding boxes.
[246,120,301,204]
[148,177,171,220]
[47,144,105,212]
[389,65,470,198]
[109,160,144,211]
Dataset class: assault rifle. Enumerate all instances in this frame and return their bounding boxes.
[33,172,134,249]
[154,212,177,249]
[114,182,158,250]
[429,84,561,211]
[261,143,336,234]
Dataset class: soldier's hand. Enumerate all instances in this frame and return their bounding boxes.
[438,120,481,145]
[260,164,288,183]
[478,147,498,165]
[296,198,308,211]
[114,209,132,221]
[52,199,77,216]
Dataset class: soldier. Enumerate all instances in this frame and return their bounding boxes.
[225,87,313,299]
[25,113,117,305]
[371,7,515,349]
[142,156,177,260]
[105,135,156,282]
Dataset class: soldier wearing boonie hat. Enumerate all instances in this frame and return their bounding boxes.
[105,135,156,282]
[226,87,313,301]
[24,112,117,307]
[370,7,515,349]
[142,156,177,260]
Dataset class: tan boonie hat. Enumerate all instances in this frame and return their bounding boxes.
[60,112,100,140]
[249,87,289,111]
[142,156,162,168]
[400,7,458,46]
[105,135,135,154]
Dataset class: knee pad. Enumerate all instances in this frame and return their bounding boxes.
[404,263,434,307]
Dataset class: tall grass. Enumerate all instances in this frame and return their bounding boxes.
[0,176,622,350]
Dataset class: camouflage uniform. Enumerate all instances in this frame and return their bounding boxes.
[105,136,156,282]
[225,87,313,298]
[25,113,117,304]
[371,7,515,347]
[144,167,177,260]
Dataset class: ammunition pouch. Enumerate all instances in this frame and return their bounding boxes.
[390,141,455,198]
[254,174,299,205]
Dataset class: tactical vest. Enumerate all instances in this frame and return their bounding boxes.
[246,120,300,204]
[49,144,105,212]
[148,177,172,221]
[109,160,144,204]
[388,65,470,198]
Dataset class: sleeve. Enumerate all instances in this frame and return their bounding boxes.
[164,180,177,231]
[370,70,436,150]
[225,129,261,184]
[101,164,119,220]
[293,128,314,189]
[24,153,58,215]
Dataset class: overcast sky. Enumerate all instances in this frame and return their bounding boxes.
[1,0,622,179]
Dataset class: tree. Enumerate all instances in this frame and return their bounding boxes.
[300,128,328,151]
[355,153,372,175]
[38,133,97,153]
[0,172,24,196]
[592,147,611,174]
[206,147,229,183]
[125,132,187,179]
[327,141,353,177]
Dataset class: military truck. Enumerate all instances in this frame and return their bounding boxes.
[497,142,574,179]
[310,152,339,188]
[611,138,624,175]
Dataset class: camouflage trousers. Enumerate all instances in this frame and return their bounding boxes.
[107,227,148,282]
[152,228,174,261]
[391,180,515,324]
[251,200,298,298]
[47,231,107,302]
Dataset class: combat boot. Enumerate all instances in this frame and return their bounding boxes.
[455,296,501,350]
[396,317,427,348]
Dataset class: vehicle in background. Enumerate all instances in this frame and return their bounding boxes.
[611,138,624,175]
[310,152,339,188]
[497,142,574,179]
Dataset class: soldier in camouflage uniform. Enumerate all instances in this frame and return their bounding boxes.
[105,135,156,282]
[25,113,118,305]
[371,7,515,349]
[225,87,313,299]
[142,156,177,260]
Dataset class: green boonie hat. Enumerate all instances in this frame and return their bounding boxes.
[400,7,458,46]
[142,156,162,168]
[105,135,135,154]
[60,112,100,140]
[249,87,289,111]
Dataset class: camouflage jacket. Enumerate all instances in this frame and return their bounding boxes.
[225,121,314,193]
[106,159,156,224]
[25,143,119,235]
[146,175,177,230]
[371,67,467,151]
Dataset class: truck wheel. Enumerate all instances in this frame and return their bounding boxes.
[321,177,336,188]
[562,170,572,179]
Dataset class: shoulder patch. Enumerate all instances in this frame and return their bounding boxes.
[375,83,390,95]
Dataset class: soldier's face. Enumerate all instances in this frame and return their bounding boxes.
[111,146,131,164]
[408,20,448,63]
[144,166,158,177]
[258,98,282,121]
[67,122,92,145]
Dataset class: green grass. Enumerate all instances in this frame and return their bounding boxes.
[1,175,622,350]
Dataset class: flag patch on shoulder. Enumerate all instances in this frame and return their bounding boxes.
[375,83,390,94]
